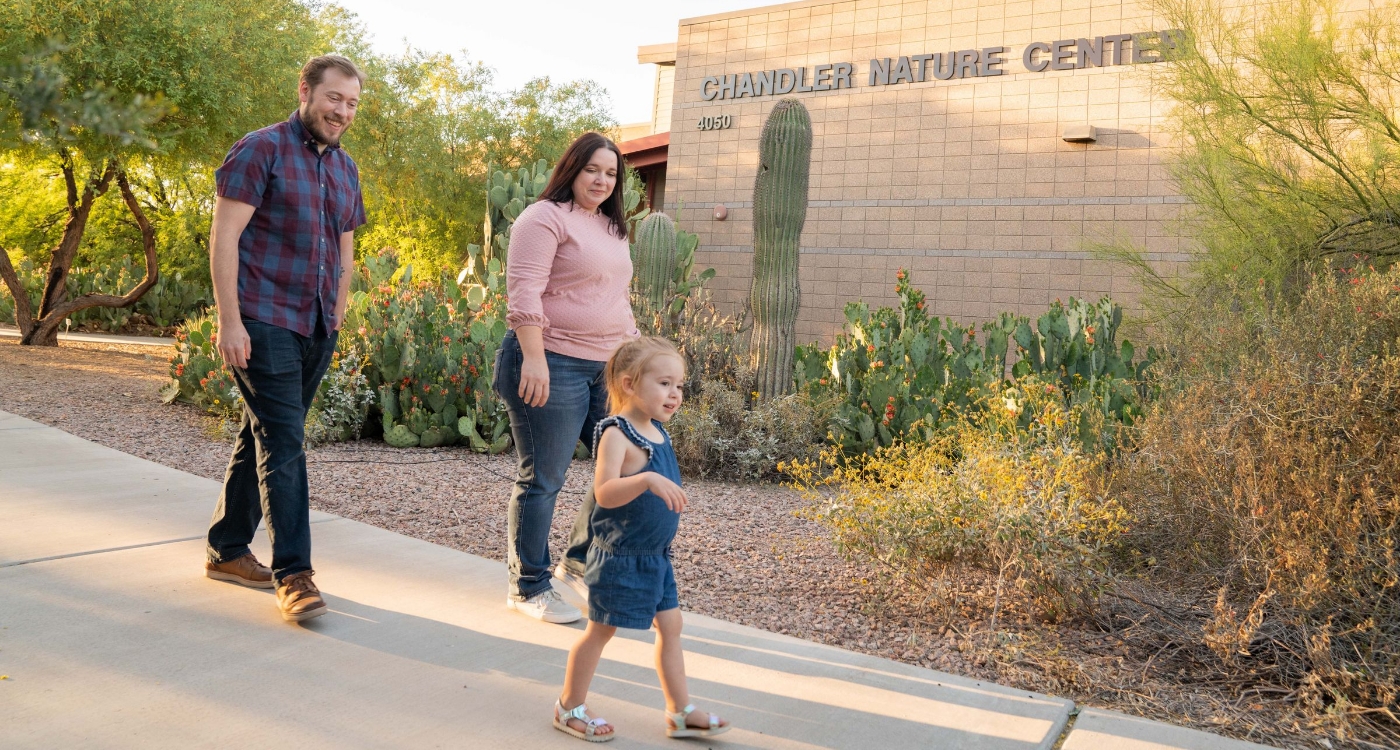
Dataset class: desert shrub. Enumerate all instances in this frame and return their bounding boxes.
[163,314,375,445]
[1112,265,1400,744]
[669,379,828,482]
[790,379,1127,623]
[796,269,1156,454]
[304,346,376,446]
[636,289,751,394]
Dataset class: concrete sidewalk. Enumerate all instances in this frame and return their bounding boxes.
[0,324,174,348]
[0,410,1274,749]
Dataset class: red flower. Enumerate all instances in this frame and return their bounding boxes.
[866,344,875,353]
[443,336,451,343]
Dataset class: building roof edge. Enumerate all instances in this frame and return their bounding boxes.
[637,42,677,64]
[679,0,837,26]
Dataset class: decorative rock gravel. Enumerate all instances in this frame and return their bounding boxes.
[0,339,1315,750]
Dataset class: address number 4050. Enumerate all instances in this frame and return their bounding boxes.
[696,115,732,130]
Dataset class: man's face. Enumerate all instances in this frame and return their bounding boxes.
[298,68,360,147]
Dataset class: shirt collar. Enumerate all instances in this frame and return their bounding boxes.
[288,110,339,153]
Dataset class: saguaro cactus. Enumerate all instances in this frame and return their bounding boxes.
[748,98,812,400]
[632,212,678,310]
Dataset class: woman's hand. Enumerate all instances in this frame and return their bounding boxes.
[646,472,688,513]
[519,352,550,407]
[514,325,550,407]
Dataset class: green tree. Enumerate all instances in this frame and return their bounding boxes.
[1105,0,1400,307]
[0,0,322,345]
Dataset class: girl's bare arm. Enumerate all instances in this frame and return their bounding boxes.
[592,428,688,512]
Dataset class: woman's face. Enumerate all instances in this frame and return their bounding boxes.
[571,147,618,213]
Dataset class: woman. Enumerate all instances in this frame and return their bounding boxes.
[494,132,639,624]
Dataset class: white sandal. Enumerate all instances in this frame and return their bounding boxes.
[666,703,730,739]
[554,700,615,743]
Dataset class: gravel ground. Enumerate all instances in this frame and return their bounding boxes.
[0,339,1320,749]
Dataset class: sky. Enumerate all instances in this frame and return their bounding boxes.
[330,0,759,125]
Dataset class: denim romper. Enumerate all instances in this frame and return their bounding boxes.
[584,416,682,629]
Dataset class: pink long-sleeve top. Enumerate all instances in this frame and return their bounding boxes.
[505,199,639,361]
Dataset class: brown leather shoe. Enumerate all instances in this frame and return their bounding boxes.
[205,553,274,589]
[276,570,327,622]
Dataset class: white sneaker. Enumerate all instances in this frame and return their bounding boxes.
[506,588,581,624]
[553,562,590,604]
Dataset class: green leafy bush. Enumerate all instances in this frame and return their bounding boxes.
[796,270,1156,453]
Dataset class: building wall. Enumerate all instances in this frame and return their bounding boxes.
[653,64,677,134]
[665,0,1188,343]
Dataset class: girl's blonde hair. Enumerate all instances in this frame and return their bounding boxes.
[605,337,684,413]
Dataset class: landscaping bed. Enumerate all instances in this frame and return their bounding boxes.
[0,337,1326,749]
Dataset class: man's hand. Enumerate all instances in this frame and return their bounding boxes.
[208,196,256,365]
[218,317,252,369]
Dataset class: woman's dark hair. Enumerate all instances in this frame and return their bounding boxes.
[539,132,629,239]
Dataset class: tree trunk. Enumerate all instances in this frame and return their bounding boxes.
[20,166,159,346]
[0,247,36,336]
[23,159,118,345]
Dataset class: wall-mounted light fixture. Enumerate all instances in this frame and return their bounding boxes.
[1061,124,1097,143]
[713,205,728,221]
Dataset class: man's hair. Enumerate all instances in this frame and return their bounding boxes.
[300,55,365,90]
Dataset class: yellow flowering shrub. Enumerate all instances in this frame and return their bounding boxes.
[788,378,1127,622]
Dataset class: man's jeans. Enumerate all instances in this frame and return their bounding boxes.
[493,331,608,600]
[206,318,337,582]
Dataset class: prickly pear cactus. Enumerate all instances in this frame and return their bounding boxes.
[384,423,420,448]
[632,212,678,310]
[467,159,553,281]
[749,98,812,400]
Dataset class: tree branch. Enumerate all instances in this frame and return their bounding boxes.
[27,165,156,345]
[0,248,35,336]
[59,148,78,210]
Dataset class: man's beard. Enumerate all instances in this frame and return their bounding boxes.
[302,107,350,147]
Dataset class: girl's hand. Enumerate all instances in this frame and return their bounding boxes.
[519,353,550,407]
[646,472,688,513]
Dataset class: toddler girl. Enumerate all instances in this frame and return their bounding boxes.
[552,337,730,743]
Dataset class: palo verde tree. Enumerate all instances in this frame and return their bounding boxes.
[1108,0,1400,305]
[0,0,322,345]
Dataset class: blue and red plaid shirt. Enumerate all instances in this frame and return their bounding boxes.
[215,111,367,336]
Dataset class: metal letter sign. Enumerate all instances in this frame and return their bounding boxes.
[700,29,1185,98]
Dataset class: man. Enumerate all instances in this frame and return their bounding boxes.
[203,55,367,622]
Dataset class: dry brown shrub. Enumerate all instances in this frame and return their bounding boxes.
[1111,266,1400,746]
[669,379,829,482]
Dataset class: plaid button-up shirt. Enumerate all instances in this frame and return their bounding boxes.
[215,111,367,336]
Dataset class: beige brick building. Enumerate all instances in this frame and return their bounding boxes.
[633,0,1190,343]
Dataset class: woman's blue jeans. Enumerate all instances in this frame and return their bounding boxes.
[493,331,608,600]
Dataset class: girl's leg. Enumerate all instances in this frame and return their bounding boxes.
[559,621,618,736]
[655,609,730,731]
[653,608,689,713]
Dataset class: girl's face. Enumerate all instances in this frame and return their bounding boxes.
[625,355,685,423]
[572,147,618,213]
